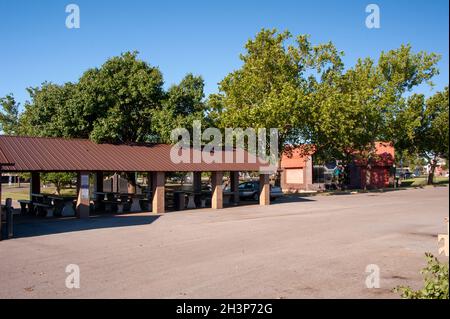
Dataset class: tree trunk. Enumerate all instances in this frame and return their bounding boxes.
[427,165,436,185]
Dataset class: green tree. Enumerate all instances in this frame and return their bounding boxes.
[19,51,165,143]
[0,94,20,135]
[153,73,207,143]
[13,52,207,192]
[302,45,440,188]
[19,82,76,137]
[41,172,76,195]
[395,87,449,184]
[84,51,165,143]
[209,29,343,183]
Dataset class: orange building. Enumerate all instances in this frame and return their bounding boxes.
[280,146,314,192]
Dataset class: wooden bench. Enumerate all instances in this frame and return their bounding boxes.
[33,203,54,218]
[17,200,33,215]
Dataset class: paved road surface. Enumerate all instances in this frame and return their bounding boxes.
[0,186,448,298]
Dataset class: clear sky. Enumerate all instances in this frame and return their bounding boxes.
[0,0,448,110]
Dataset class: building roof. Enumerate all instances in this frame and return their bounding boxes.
[0,147,14,166]
[281,145,315,169]
[0,135,268,172]
[352,141,395,167]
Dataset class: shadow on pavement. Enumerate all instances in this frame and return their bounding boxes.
[11,213,160,239]
[270,196,316,204]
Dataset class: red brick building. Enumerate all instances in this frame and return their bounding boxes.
[280,142,395,191]
[347,142,395,189]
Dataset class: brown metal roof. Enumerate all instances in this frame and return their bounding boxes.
[0,135,269,172]
[0,147,14,166]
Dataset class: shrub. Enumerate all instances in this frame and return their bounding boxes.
[393,253,449,299]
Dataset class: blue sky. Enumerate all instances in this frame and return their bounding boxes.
[0,0,448,110]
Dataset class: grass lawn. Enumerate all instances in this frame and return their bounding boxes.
[1,183,77,201]
[401,176,449,187]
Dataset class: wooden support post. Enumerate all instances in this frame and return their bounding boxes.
[140,172,151,211]
[76,173,81,196]
[94,171,104,212]
[230,171,240,204]
[211,171,223,209]
[193,171,202,207]
[146,172,152,198]
[259,174,270,206]
[76,172,90,219]
[193,172,202,192]
[30,172,41,199]
[152,172,165,214]
[95,171,103,193]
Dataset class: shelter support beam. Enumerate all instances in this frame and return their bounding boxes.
[152,172,165,214]
[76,171,90,219]
[193,172,202,207]
[259,173,270,206]
[211,171,223,209]
[230,171,240,204]
[30,172,40,199]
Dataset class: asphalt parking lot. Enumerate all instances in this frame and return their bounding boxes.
[0,186,448,298]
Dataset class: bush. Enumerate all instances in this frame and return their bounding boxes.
[393,253,449,299]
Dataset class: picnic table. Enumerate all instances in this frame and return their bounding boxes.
[17,199,33,215]
[183,191,196,209]
[94,192,118,213]
[47,195,76,217]
[116,193,145,212]
[31,193,54,217]
[93,192,153,213]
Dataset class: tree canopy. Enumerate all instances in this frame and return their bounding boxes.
[0,94,20,135]
[209,29,344,154]
[301,44,441,164]
[394,87,449,183]
[11,51,205,144]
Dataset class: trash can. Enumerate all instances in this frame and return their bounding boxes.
[173,191,185,211]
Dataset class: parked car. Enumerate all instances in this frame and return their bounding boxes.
[395,168,414,179]
[403,172,416,179]
[236,181,283,201]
